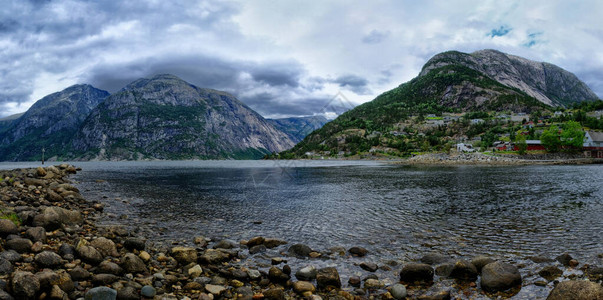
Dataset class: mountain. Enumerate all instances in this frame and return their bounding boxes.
[267,116,329,143]
[0,113,24,134]
[72,74,295,160]
[420,49,598,106]
[283,49,599,157]
[0,85,109,161]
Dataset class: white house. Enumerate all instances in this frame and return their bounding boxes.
[456,143,475,152]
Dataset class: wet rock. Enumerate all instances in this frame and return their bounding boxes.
[5,237,33,253]
[435,263,454,277]
[293,281,316,294]
[123,238,146,251]
[364,279,384,289]
[246,236,265,247]
[539,266,563,281]
[348,246,368,257]
[360,262,378,272]
[586,266,603,281]
[247,269,261,281]
[69,266,90,281]
[12,271,40,299]
[25,227,46,243]
[263,288,285,300]
[92,274,119,285]
[90,237,119,257]
[0,219,18,237]
[58,243,75,258]
[141,285,156,298]
[46,190,63,202]
[391,283,407,299]
[50,285,68,300]
[0,258,13,275]
[249,244,266,254]
[288,244,313,257]
[268,267,290,284]
[121,253,148,274]
[449,260,478,281]
[171,246,197,265]
[235,286,253,300]
[264,238,287,248]
[35,270,60,290]
[204,284,226,295]
[556,253,574,266]
[282,264,291,275]
[117,286,138,300]
[97,261,124,275]
[34,251,63,268]
[568,259,579,268]
[200,249,230,264]
[193,236,208,247]
[75,241,103,265]
[348,276,361,287]
[421,253,449,265]
[213,239,236,249]
[0,250,21,263]
[400,263,434,284]
[271,257,285,265]
[480,261,522,293]
[33,207,82,230]
[85,286,117,300]
[295,265,317,281]
[0,290,13,300]
[316,267,341,289]
[471,255,495,272]
[546,280,603,300]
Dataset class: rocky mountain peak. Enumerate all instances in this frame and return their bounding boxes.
[420,49,598,106]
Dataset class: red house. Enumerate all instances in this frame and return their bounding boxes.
[513,140,546,151]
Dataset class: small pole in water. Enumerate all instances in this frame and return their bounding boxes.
[42,148,45,165]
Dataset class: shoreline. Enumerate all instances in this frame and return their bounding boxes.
[0,166,601,299]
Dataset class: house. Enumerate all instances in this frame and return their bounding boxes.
[583,131,603,158]
[471,119,484,124]
[513,140,545,151]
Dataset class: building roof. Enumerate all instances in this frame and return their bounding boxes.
[587,131,603,142]
[526,140,541,145]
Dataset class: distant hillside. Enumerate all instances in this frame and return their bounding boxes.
[0,113,24,134]
[72,74,295,160]
[0,85,109,161]
[267,116,329,143]
[283,49,599,157]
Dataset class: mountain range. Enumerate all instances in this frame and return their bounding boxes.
[284,49,599,157]
[0,49,599,161]
[0,75,323,161]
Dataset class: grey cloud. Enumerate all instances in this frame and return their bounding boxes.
[331,74,372,95]
[249,62,305,87]
[362,30,390,44]
[242,92,336,117]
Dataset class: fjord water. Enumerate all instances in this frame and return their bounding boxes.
[66,160,602,264]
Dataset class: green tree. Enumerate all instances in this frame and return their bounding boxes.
[515,134,527,155]
[560,121,585,151]
[541,125,561,152]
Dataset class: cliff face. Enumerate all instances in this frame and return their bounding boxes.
[419,49,598,106]
[72,74,295,160]
[0,85,109,161]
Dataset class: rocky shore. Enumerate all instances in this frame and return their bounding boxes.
[404,152,602,166]
[0,165,602,299]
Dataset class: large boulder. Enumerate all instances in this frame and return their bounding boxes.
[5,238,33,253]
[420,252,450,265]
[34,251,63,268]
[316,267,341,289]
[348,247,369,257]
[199,249,230,265]
[0,219,18,237]
[121,253,148,274]
[295,265,317,281]
[12,271,40,299]
[471,255,495,273]
[268,267,290,284]
[288,244,313,258]
[171,247,198,265]
[25,227,47,243]
[33,207,82,230]
[84,286,117,300]
[400,263,434,284]
[449,260,478,281]
[90,237,119,257]
[480,261,522,293]
[546,280,603,300]
[539,266,563,281]
[75,240,103,265]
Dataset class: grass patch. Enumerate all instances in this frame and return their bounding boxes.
[0,210,21,226]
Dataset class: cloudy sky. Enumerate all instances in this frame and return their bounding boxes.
[1,0,602,118]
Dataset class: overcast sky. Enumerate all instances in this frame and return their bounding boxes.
[1,0,602,119]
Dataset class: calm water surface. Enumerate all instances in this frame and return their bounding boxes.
[3,160,601,299]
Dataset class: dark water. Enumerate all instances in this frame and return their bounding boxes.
[69,161,603,263]
[6,160,601,299]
